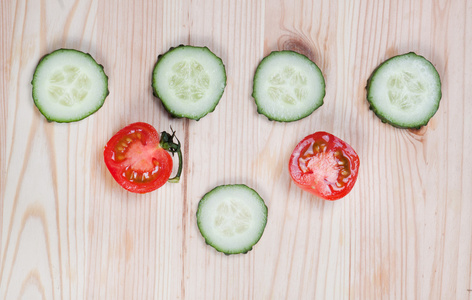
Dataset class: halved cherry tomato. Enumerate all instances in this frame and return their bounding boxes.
[289,132,360,200]
[104,122,182,193]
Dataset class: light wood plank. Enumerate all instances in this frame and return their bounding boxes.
[1,0,472,299]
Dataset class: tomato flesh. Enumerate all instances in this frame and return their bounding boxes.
[289,132,359,200]
[104,122,173,193]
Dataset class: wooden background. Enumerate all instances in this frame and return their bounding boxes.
[1,0,471,299]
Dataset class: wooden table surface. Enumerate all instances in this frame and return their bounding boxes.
[1,0,472,299]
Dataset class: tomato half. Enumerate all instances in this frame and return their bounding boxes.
[104,122,182,193]
[289,132,360,200]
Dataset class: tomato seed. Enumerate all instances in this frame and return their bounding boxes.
[298,160,308,172]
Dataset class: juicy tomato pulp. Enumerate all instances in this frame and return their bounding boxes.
[104,122,173,193]
[289,132,360,200]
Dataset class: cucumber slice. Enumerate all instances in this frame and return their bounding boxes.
[196,184,268,255]
[252,50,325,122]
[366,52,442,129]
[31,49,109,123]
[152,45,227,120]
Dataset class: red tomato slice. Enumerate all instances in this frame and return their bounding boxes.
[289,132,360,200]
[104,122,181,193]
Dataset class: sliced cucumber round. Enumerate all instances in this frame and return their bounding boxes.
[31,49,109,123]
[366,52,442,129]
[196,184,268,255]
[252,50,325,122]
[152,45,227,120]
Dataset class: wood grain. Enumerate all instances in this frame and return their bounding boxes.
[1,0,472,299]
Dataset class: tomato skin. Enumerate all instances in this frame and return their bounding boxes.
[104,122,173,193]
[289,132,360,200]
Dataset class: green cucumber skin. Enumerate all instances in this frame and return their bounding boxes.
[252,50,326,122]
[196,184,268,255]
[151,45,227,121]
[366,52,442,129]
[31,48,109,123]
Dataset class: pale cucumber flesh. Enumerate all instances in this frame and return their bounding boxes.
[169,59,210,101]
[152,45,227,120]
[196,184,268,255]
[32,49,108,123]
[367,52,441,129]
[47,65,92,105]
[252,50,325,122]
